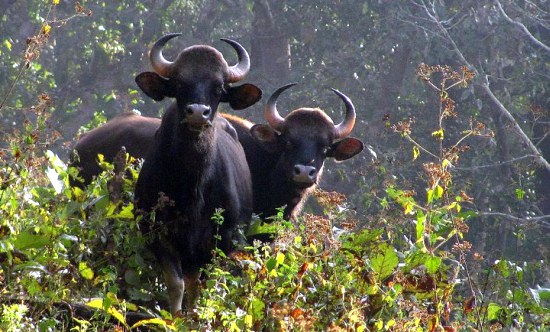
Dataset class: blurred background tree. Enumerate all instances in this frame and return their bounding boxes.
[1,0,549,273]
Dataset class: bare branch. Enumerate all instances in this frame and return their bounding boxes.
[495,0,550,53]
[478,211,550,229]
[478,77,550,171]
[454,154,539,171]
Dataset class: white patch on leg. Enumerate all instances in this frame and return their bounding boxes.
[163,267,184,315]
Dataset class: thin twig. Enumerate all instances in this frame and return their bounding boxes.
[403,133,440,159]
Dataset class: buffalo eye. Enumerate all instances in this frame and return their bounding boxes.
[285,140,294,150]
[214,86,224,97]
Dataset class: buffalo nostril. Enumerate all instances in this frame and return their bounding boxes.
[292,165,316,184]
[203,109,211,117]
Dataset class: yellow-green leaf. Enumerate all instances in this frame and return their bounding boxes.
[86,298,127,327]
[245,314,253,328]
[412,145,420,160]
[431,128,444,140]
[113,203,134,219]
[85,298,103,309]
[130,318,175,330]
[276,252,285,265]
[447,201,461,212]
[52,0,60,4]
[4,40,12,51]
[404,201,415,215]
[42,24,51,35]
[79,261,94,280]
[434,185,444,200]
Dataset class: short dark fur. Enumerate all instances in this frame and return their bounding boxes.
[69,112,159,187]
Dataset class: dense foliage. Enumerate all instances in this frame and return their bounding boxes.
[1,0,549,331]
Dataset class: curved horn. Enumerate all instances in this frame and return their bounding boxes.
[264,83,297,131]
[220,38,250,83]
[331,88,356,139]
[150,33,181,77]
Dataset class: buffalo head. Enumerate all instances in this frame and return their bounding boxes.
[250,83,364,188]
[135,33,261,131]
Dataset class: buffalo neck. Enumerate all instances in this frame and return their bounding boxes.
[156,104,217,172]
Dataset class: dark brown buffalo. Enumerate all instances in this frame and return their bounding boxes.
[132,33,260,314]
[225,83,364,224]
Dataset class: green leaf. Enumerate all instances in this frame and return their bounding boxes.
[487,303,501,321]
[250,298,265,320]
[266,257,277,271]
[246,219,279,238]
[79,261,94,280]
[530,286,550,304]
[380,197,388,209]
[24,278,42,295]
[515,188,525,200]
[13,231,50,250]
[113,203,134,219]
[404,251,430,272]
[425,256,442,274]
[370,243,399,280]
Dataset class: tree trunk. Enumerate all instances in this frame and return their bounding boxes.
[250,0,290,82]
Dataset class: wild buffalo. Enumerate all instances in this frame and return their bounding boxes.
[131,33,260,314]
[225,83,364,224]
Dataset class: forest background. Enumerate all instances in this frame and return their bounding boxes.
[0,0,549,331]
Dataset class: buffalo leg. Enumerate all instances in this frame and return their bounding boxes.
[183,271,201,310]
[162,260,184,316]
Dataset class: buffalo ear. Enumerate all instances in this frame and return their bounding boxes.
[135,72,174,101]
[224,84,262,110]
[327,137,364,161]
[250,124,280,152]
